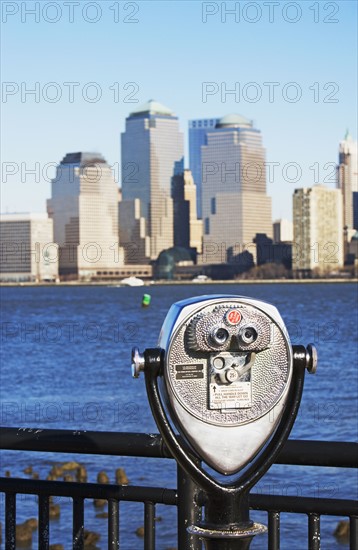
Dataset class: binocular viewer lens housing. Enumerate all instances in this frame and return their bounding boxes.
[156,295,293,473]
[240,326,258,344]
[210,326,230,346]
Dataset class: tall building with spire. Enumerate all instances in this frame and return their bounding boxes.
[120,100,184,261]
[47,152,123,278]
[199,114,272,264]
[337,130,358,230]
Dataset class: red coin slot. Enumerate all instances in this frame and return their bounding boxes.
[226,309,242,325]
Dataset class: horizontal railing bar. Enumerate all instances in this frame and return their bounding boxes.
[275,439,358,468]
[0,427,171,458]
[250,493,358,516]
[0,477,178,505]
[1,477,356,519]
[1,427,357,468]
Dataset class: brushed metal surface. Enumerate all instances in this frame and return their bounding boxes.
[166,301,290,427]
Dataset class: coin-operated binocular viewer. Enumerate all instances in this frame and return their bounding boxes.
[132,295,317,549]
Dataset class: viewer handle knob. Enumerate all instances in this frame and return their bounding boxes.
[131,347,145,378]
[292,343,318,374]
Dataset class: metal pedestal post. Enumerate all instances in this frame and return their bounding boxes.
[189,491,266,550]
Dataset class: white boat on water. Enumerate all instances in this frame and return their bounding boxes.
[120,276,144,287]
[192,275,211,283]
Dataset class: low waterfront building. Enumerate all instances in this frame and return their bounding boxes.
[0,213,59,282]
[254,233,292,270]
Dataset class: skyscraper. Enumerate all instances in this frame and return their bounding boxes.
[189,118,219,218]
[118,198,151,264]
[47,152,123,278]
[172,169,203,254]
[292,186,343,276]
[353,192,358,231]
[337,131,358,230]
[199,114,272,264]
[121,100,184,260]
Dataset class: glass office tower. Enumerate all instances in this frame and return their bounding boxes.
[121,100,184,260]
[189,118,219,219]
[200,114,272,264]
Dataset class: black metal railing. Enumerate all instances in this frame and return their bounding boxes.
[0,427,357,549]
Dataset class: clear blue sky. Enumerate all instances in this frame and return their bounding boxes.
[1,0,357,220]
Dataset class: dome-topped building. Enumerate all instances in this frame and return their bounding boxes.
[196,113,272,263]
[216,113,252,128]
[155,246,194,279]
[129,99,175,117]
[189,113,256,218]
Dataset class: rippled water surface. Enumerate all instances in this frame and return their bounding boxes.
[0,283,357,549]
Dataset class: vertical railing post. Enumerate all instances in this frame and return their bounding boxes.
[308,513,321,550]
[73,497,84,549]
[5,492,16,550]
[268,511,280,550]
[38,494,50,550]
[144,501,155,550]
[349,516,357,550]
[177,465,202,550]
[108,498,119,549]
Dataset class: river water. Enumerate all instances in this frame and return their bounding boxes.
[0,283,357,549]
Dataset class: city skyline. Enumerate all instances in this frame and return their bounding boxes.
[1,99,357,223]
[1,1,357,221]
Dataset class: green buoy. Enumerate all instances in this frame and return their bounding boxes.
[142,293,151,307]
